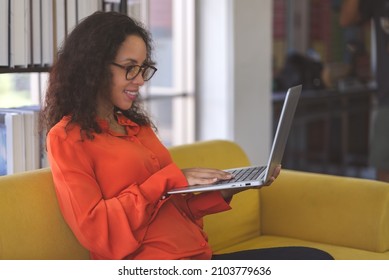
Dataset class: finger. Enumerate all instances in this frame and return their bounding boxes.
[189,168,233,180]
[274,165,282,176]
[264,176,275,186]
[189,177,218,185]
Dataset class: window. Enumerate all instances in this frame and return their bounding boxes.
[0,73,47,108]
[144,0,195,146]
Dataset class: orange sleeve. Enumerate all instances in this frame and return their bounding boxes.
[188,191,232,219]
[47,133,188,259]
[180,191,232,220]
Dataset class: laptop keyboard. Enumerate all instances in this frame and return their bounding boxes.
[215,166,266,184]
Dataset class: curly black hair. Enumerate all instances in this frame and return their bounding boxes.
[40,11,155,139]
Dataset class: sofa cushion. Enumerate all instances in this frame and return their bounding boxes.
[0,168,89,260]
[213,235,389,260]
[169,139,251,170]
[204,190,261,252]
[260,170,389,253]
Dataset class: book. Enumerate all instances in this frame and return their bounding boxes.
[67,0,77,34]
[31,0,42,65]
[0,0,9,67]
[41,0,54,66]
[0,112,25,175]
[0,113,7,175]
[10,0,30,67]
[78,0,101,22]
[55,0,66,52]
[18,109,40,171]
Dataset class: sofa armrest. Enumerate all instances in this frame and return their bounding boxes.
[260,169,389,253]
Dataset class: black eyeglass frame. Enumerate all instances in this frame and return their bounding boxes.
[111,62,157,81]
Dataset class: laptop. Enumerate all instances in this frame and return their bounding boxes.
[167,84,302,194]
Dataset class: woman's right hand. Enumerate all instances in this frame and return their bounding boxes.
[181,168,233,186]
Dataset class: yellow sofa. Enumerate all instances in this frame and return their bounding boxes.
[1,140,389,259]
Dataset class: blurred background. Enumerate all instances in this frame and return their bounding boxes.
[0,0,377,179]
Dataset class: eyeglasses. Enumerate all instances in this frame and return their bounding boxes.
[111,62,157,81]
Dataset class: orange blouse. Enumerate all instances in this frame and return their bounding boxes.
[46,114,231,260]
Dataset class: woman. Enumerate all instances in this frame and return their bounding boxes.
[41,11,331,260]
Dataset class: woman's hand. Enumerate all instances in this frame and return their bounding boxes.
[181,168,233,186]
[220,164,282,201]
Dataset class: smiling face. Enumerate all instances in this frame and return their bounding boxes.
[97,35,148,117]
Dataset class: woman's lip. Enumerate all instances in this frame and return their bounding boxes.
[124,89,138,94]
[124,90,138,101]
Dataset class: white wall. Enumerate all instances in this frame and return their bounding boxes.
[196,0,273,165]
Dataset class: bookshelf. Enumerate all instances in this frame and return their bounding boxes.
[0,0,104,73]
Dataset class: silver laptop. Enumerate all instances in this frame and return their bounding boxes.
[167,84,302,194]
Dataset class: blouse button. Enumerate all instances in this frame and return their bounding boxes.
[200,242,207,247]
